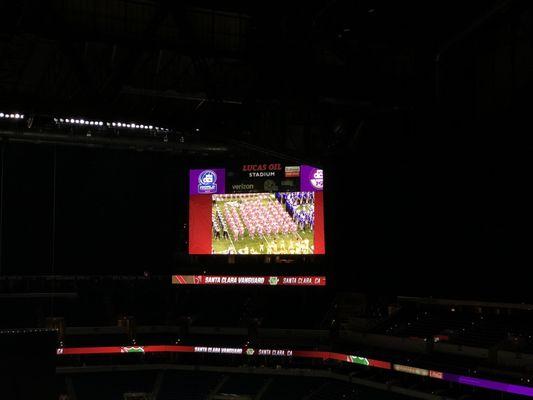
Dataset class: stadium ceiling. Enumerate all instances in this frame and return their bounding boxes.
[0,0,516,157]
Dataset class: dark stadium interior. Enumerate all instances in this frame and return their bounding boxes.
[1,0,533,399]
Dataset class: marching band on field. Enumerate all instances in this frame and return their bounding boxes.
[212,192,314,254]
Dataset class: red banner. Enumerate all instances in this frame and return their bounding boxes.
[172,275,326,286]
[188,195,212,254]
[314,191,325,254]
[57,345,387,371]
[368,359,392,370]
[54,344,533,397]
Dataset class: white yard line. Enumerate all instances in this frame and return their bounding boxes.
[216,200,237,254]
[227,233,237,254]
[257,200,272,250]
[259,232,272,252]
[259,195,279,251]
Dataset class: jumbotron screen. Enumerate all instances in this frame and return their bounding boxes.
[188,163,325,255]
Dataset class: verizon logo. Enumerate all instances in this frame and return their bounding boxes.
[232,184,254,190]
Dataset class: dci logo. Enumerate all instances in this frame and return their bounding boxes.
[310,169,323,190]
[198,170,218,194]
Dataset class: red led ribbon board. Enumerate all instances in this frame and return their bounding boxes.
[172,275,326,286]
[56,344,533,397]
[57,346,381,365]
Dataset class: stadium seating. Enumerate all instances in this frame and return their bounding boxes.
[217,374,270,396]
[158,371,221,400]
[71,371,157,400]
[261,376,326,400]
[58,369,434,400]
[373,306,533,350]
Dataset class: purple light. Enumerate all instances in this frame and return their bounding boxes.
[443,373,533,397]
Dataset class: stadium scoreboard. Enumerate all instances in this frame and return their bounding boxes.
[188,163,325,255]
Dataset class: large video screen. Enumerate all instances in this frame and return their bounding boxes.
[188,163,325,255]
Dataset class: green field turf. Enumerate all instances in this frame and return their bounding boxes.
[212,194,314,255]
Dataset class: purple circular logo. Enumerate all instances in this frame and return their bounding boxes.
[198,170,218,193]
[309,169,323,190]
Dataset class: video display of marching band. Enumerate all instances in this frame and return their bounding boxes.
[188,164,325,255]
[212,192,315,254]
